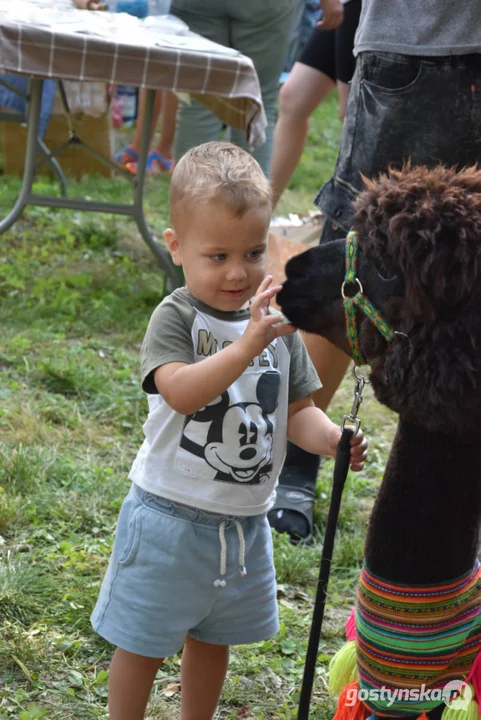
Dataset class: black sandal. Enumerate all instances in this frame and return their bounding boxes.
[268,483,315,544]
[268,443,320,544]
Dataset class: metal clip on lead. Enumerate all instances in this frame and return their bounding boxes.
[341,366,369,435]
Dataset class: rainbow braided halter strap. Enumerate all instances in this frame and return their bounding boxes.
[343,230,394,367]
[356,562,481,716]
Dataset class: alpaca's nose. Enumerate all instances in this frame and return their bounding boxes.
[276,283,287,303]
[285,255,310,280]
[277,277,303,302]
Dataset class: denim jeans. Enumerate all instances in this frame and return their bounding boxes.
[316,51,481,242]
[170,0,295,175]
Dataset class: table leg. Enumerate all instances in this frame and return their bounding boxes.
[0,77,42,234]
[37,137,68,197]
[0,81,181,290]
[0,78,67,197]
[132,87,182,291]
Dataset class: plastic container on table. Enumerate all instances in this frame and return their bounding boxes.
[147,0,171,14]
[143,14,188,34]
[108,0,148,17]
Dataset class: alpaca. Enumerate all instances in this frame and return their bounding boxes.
[277,165,481,720]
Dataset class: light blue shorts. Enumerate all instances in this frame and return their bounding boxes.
[91,484,279,658]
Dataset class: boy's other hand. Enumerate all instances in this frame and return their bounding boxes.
[348,427,368,471]
[328,424,368,472]
[241,276,295,358]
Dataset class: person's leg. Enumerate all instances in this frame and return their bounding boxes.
[122,91,177,174]
[269,25,344,541]
[91,486,214,719]
[155,91,178,158]
[270,24,336,204]
[334,0,361,122]
[337,80,349,122]
[270,63,335,207]
[277,1,358,494]
[228,0,295,175]
[180,637,229,720]
[117,89,162,165]
[108,648,165,720]
[181,514,277,717]
[269,335,350,542]
[170,0,228,160]
[141,90,179,174]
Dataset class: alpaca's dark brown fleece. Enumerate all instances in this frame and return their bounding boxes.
[353,166,481,439]
[277,165,481,585]
[279,165,481,439]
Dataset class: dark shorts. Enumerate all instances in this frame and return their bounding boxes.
[316,51,481,242]
[299,0,361,84]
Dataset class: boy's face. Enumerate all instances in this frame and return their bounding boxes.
[165,201,271,311]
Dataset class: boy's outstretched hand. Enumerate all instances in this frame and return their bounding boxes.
[348,428,368,471]
[241,276,296,357]
[328,424,368,472]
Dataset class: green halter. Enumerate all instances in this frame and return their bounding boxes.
[343,230,395,367]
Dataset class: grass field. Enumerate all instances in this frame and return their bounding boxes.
[0,92,397,719]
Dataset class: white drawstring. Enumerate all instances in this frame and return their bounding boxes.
[213,521,227,588]
[213,519,247,587]
[234,519,247,577]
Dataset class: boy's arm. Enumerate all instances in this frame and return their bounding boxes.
[288,396,340,456]
[155,277,295,415]
[287,396,367,471]
[155,343,253,415]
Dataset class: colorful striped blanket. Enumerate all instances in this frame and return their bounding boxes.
[355,562,481,716]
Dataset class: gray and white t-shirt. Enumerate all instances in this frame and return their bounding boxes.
[129,288,321,516]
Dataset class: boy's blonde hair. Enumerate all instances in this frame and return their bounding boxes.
[169,141,272,225]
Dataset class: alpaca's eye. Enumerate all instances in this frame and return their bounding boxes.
[374,261,398,282]
[377,270,394,281]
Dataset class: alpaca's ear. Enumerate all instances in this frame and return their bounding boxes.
[352,169,420,279]
[354,166,481,322]
[387,201,481,321]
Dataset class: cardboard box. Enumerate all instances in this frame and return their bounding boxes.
[1,111,114,179]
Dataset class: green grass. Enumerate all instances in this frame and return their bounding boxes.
[0,94,396,719]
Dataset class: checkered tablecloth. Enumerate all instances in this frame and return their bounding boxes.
[0,0,267,149]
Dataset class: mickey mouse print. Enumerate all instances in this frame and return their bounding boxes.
[132,288,320,515]
[177,371,280,485]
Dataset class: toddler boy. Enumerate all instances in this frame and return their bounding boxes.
[91,141,367,720]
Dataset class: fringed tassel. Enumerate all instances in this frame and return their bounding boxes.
[333,681,370,720]
[329,642,358,696]
[345,608,357,641]
[467,649,481,712]
[441,683,478,720]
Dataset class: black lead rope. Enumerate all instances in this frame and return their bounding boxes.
[297,367,366,719]
[297,426,354,720]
